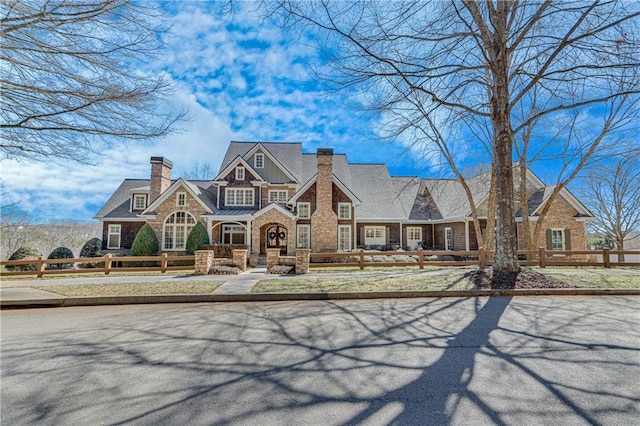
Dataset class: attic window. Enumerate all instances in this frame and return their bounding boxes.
[269,190,288,203]
[235,166,245,181]
[176,192,186,207]
[133,194,146,210]
[254,153,264,169]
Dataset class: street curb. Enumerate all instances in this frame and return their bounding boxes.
[2,288,639,309]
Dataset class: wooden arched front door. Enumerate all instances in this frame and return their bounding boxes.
[266,224,287,255]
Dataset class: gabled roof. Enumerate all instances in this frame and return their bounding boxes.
[94,179,150,220]
[213,155,264,182]
[288,173,362,206]
[142,178,216,215]
[220,142,301,182]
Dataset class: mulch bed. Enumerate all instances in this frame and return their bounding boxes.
[464,268,572,290]
[267,265,295,275]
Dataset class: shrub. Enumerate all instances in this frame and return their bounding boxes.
[78,237,103,268]
[131,223,159,256]
[47,247,74,269]
[185,222,210,255]
[6,247,41,271]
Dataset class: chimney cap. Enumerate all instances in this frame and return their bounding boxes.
[150,156,173,168]
[317,148,333,155]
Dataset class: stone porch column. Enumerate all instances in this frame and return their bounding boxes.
[295,249,310,274]
[194,250,214,275]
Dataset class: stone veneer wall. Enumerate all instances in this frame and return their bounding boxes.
[150,158,172,203]
[146,186,209,253]
[251,209,296,256]
[311,152,338,252]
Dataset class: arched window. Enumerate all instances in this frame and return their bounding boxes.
[163,211,196,250]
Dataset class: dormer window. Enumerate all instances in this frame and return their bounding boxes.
[254,153,264,168]
[235,166,245,181]
[132,194,147,210]
[177,192,186,207]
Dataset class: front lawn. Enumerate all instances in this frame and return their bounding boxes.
[35,280,223,296]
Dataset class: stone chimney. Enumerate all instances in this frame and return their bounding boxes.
[311,148,338,251]
[150,156,173,203]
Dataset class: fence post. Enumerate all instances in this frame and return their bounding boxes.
[37,256,44,278]
[603,249,610,268]
[478,247,484,268]
[539,247,546,268]
[418,248,424,269]
[161,253,168,273]
[104,254,112,275]
[359,249,365,270]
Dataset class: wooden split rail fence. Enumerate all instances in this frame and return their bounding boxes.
[0,254,195,278]
[309,248,640,270]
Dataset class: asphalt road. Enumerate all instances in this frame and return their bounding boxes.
[2,296,639,425]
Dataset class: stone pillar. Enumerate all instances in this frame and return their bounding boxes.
[194,250,214,275]
[266,248,280,268]
[232,249,247,272]
[295,249,310,274]
[248,252,258,267]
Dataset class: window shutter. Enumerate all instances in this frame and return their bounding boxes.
[565,229,571,250]
[546,229,552,250]
[359,227,365,246]
[450,229,454,250]
[386,227,390,246]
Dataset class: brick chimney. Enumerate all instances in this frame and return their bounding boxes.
[150,156,173,203]
[311,148,338,251]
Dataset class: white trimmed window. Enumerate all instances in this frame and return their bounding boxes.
[132,194,146,210]
[107,225,121,249]
[297,224,310,249]
[407,227,422,241]
[235,166,245,181]
[445,227,453,250]
[222,224,246,245]
[176,192,186,207]
[338,225,352,251]
[338,202,351,219]
[551,229,565,251]
[163,212,196,250]
[254,153,264,168]
[226,188,254,206]
[364,226,385,246]
[269,190,288,203]
[297,202,310,219]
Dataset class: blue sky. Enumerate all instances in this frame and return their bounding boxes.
[1,2,427,222]
[1,1,626,223]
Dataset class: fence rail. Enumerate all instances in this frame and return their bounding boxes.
[309,248,640,270]
[0,253,195,278]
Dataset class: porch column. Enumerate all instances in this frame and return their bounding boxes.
[465,220,470,251]
[205,217,212,245]
[399,223,403,249]
[246,219,252,251]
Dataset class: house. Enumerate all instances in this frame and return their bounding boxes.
[94,141,593,257]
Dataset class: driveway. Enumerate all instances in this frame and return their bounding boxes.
[1,296,638,425]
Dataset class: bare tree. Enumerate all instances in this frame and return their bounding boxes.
[1,0,186,162]
[178,161,217,180]
[579,155,640,261]
[270,0,640,277]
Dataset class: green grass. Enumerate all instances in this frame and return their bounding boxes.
[253,271,474,293]
[35,280,223,297]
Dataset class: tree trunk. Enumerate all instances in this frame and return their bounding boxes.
[490,2,519,275]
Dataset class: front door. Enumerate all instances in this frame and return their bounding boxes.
[266,225,287,255]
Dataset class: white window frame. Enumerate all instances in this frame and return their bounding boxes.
[176,192,186,207]
[407,227,422,241]
[445,227,453,251]
[222,224,246,245]
[297,224,310,249]
[163,211,196,251]
[254,153,264,168]
[132,194,147,210]
[364,226,385,245]
[297,202,310,219]
[235,166,245,181]
[268,190,288,203]
[338,225,352,251]
[338,202,351,220]
[225,188,254,207]
[107,224,121,249]
[551,228,565,251]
